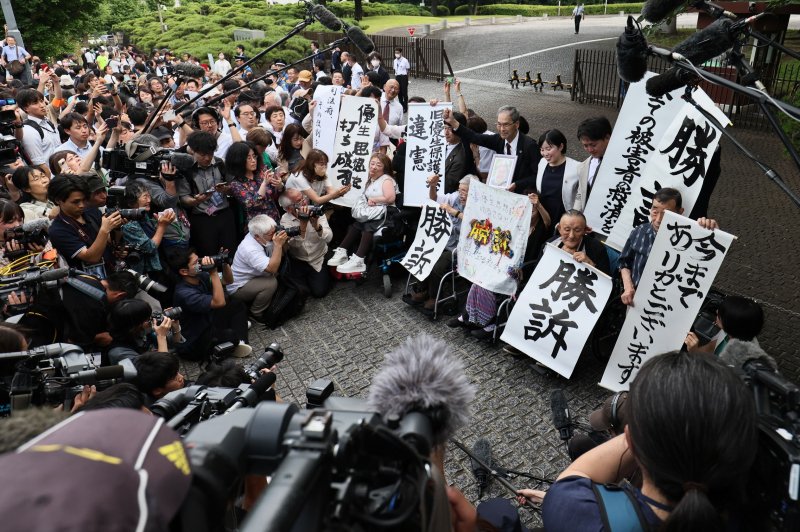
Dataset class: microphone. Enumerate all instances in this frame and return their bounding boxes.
[19,218,50,233]
[38,268,70,283]
[226,371,277,414]
[73,364,125,385]
[345,26,375,55]
[550,389,573,441]
[367,334,475,447]
[471,438,493,496]
[645,17,737,97]
[719,339,779,373]
[310,4,343,32]
[616,16,650,83]
[172,62,207,80]
[642,0,686,23]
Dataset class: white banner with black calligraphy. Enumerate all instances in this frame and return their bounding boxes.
[457,180,532,296]
[403,102,452,207]
[401,200,454,281]
[312,85,344,159]
[501,244,613,378]
[605,91,728,250]
[600,211,736,391]
[329,96,379,208]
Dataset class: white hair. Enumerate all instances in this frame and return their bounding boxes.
[278,188,302,210]
[460,175,476,186]
[248,214,276,236]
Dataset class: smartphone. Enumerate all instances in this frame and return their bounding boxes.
[162,110,176,121]
[105,83,115,92]
[203,188,216,195]
[446,76,455,84]
[77,94,89,102]
[105,117,119,129]
[41,63,48,70]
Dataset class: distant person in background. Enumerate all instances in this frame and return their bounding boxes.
[393,47,411,112]
[572,4,585,34]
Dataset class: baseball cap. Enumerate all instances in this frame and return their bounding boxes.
[151,125,175,142]
[81,173,107,193]
[589,391,629,433]
[59,74,74,88]
[297,70,313,83]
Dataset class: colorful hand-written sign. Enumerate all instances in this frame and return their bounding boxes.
[501,244,613,378]
[600,211,736,391]
[401,200,454,281]
[457,180,532,295]
[403,102,452,207]
[329,96,379,208]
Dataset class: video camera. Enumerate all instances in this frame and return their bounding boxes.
[102,146,194,181]
[0,343,135,415]
[3,224,48,248]
[0,98,21,166]
[276,224,301,238]
[0,267,71,315]
[297,204,325,219]
[200,251,232,272]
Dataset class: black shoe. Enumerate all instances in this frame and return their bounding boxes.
[402,293,423,307]
[447,316,465,328]
[470,328,493,340]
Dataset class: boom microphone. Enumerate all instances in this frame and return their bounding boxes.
[616,16,650,83]
[367,334,475,446]
[550,388,573,441]
[172,62,207,80]
[73,364,126,385]
[641,0,686,23]
[345,26,375,55]
[719,339,779,373]
[471,438,493,496]
[19,218,50,233]
[310,4,343,32]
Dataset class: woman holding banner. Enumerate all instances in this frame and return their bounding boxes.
[284,149,350,206]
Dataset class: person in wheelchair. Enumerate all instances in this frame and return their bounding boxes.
[404,174,472,315]
[327,153,399,275]
[546,209,610,275]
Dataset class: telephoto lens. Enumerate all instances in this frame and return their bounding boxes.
[244,342,284,380]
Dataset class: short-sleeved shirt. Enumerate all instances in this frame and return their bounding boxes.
[48,209,113,277]
[228,232,273,293]
[435,190,464,251]
[285,172,326,199]
[2,44,29,62]
[21,116,62,166]
[618,222,657,288]
[173,273,214,344]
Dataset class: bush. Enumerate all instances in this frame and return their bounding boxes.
[454,5,473,16]
[327,2,429,18]
[433,5,451,16]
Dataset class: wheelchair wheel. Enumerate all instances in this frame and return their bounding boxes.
[383,273,392,298]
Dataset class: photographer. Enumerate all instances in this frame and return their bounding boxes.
[0,198,47,268]
[106,298,183,364]
[228,214,288,322]
[12,166,58,222]
[119,181,176,277]
[167,247,250,361]
[279,189,332,298]
[132,351,186,402]
[176,131,238,257]
[47,175,122,278]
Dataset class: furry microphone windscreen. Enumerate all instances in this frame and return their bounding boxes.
[719,339,779,372]
[367,334,476,446]
[172,62,207,80]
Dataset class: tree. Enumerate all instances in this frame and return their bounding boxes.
[355,0,363,21]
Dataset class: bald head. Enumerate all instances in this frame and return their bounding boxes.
[384,79,399,100]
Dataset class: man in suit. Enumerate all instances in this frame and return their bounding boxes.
[442,111,471,193]
[443,106,539,193]
[573,116,612,211]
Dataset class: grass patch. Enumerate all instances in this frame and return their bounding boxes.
[646,28,695,49]
[362,15,493,34]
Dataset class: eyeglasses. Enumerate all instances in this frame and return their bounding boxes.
[239,111,256,117]
[496,121,516,129]
[198,119,218,127]
[29,172,47,183]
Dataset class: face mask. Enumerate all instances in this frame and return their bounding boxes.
[394,53,401,58]
[371,59,380,68]
[192,263,202,274]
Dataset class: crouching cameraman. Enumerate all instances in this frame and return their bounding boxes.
[106,299,184,364]
[279,188,332,298]
[166,247,250,361]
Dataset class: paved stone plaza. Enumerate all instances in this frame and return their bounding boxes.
[184,15,799,525]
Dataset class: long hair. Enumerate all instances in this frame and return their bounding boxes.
[225,141,262,182]
[629,351,757,531]
[278,123,306,167]
[299,149,329,183]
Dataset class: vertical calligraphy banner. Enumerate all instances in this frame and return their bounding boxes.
[403,102,452,207]
[582,73,686,238]
[501,244,613,378]
[312,85,344,159]
[329,96,379,208]
[401,200,454,281]
[457,180,532,295]
[605,91,728,250]
[600,211,736,391]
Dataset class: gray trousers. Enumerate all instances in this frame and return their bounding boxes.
[231,276,278,315]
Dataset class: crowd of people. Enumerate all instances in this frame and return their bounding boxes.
[0,27,779,532]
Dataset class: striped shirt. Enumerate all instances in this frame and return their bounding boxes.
[618,222,656,287]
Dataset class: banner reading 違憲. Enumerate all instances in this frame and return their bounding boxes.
[312,85,344,159]
[605,89,728,250]
[401,200,454,281]
[501,244,613,378]
[457,180,532,296]
[329,96,379,208]
[403,102,452,207]
[600,211,736,391]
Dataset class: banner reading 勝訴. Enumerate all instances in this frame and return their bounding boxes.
[403,102,452,207]
[401,200,454,281]
[329,96,379,208]
[600,211,736,391]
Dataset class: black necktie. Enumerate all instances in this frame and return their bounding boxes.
[505,142,511,155]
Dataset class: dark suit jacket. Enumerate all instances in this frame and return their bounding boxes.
[444,142,468,193]
[454,126,540,192]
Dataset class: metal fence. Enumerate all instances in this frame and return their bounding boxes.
[301,31,451,81]
[571,47,800,130]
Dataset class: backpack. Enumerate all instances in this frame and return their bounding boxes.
[260,261,308,329]
[592,482,649,532]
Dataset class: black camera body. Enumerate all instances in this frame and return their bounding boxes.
[244,342,283,381]
[297,204,325,220]
[276,224,301,237]
[152,306,182,325]
[200,251,231,271]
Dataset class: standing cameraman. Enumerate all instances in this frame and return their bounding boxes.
[166,247,250,361]
[279,189,332,298]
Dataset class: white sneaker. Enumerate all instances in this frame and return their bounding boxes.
[232,343,253,358]
[327,247,349,266]
[337,255,366,274]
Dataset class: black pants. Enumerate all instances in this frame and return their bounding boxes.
[396,74,409,112]
[288,257,332,298]
[189,207,239,257]
[424,249,454,298]
[574,15,582,34]
[178,297,249,361]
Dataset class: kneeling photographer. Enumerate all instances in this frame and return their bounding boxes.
[106,298,184,364]
[0,198,49,270]
[228,214,288,323]
[279,188,332,298]
[166,247,250,361]
[133,351,187,403]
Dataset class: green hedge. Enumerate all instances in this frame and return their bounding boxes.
[454,5,474,16]
[326,2,429,18]
[474,3,643,16]
[433,6,451,16]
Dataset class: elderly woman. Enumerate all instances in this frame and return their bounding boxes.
[284,149,350,205]
[450,189,552,339]
[263,105,286,163]
[12,166,58,222]
[327,153,398,274]
[227,214,289,322]
[537,129,579,233]
[405,174,472,315]
[226,141,283,224]
[120,181,176,276]
[546,209,610,274]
